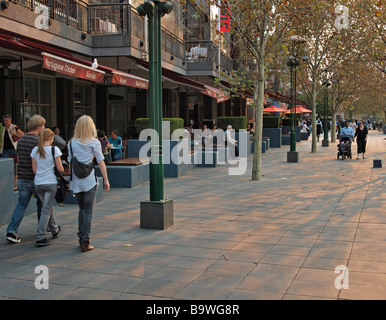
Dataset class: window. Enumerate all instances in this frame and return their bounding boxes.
[73,83,92,122]
[21,76,53,130]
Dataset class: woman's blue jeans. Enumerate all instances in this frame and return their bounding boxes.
[75,185,97,243]
[35,184,58,241]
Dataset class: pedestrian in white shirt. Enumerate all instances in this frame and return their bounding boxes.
[31,128,64,247]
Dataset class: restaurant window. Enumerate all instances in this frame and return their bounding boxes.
[73,83,92,122]
[21,76,53,130]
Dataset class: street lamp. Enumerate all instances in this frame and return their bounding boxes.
[137,0,174,230]
[322,79,331,147]
[287,35,306,163]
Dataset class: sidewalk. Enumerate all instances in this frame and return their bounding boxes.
[0,131,385,300]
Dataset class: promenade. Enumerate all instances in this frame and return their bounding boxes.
[0,131,385,300]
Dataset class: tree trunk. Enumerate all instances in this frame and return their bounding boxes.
[331,110,337,143]
[251,57,264,181]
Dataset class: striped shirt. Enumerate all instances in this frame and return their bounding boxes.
[16,133,39,180]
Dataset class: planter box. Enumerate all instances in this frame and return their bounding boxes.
[96,163,149,188]
[62,176,104,204]
[251,140,266,153]
[194,150,218,167]
[282,135,290,145]
[126,139,194,178]
[301,131,309,140]
[282,126,301,142]
[262,128,282,148]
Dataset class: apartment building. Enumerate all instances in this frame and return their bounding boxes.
[0,0,247,139]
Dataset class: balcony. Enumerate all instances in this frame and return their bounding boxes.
[2,1,233,76]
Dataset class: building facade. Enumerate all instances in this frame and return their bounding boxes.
[0,0,247,140]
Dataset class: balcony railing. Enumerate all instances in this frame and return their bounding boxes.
[9,1,232,72]
[13,0,88,31]
[184,40,233,72]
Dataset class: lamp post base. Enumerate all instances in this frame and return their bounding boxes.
[140,199,174,230]
[287,151,299,163]
[322,139,329,147]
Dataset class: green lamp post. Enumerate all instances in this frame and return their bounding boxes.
[286,35,306,163]
[322,79,331,147]
[137,0,173,230]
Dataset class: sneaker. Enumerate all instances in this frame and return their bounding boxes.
[5,232,21,243]
[36,238,51,247]
[52,226,62,239]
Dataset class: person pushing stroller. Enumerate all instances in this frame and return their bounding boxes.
[340,120,354,143]
[337,120,354,160]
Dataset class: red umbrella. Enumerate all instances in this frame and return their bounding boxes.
[285,106,312,113]
[263,106,287,113]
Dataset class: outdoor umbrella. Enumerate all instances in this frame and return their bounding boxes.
[285,106,312,113]
[263,106,287,113]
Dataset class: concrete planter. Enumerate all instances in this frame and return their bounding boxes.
[262,128,282,148]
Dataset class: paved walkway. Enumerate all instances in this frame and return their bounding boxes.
[0,131,385,300]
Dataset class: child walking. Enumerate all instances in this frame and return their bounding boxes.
[31,128,64,247]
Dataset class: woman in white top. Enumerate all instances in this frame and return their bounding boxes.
[31,128,64,247]
[68,115,110,252]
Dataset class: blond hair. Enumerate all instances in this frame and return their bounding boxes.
[72,115,97,143]
[37,128,54,159]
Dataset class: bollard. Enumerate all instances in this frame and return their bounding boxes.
[373,160,382,168]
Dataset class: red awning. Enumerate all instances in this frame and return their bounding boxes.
[42,52,105,83]
[112,70,148,89]
[0,35,42,61]
[203,85,230,103]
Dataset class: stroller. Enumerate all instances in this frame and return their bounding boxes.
[337,136,352,160]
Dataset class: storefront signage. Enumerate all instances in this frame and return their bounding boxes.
[42,52,105,83]
[112,71,149,89]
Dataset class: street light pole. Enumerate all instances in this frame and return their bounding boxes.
[286,36,306,163]
[322,79,331,147]
[137,0,173,230]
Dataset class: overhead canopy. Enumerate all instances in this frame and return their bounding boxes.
[42,52,105,83]
[203,85,230,103]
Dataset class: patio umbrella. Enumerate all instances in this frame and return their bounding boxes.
[263,106,287,113]
[285,106,312,113]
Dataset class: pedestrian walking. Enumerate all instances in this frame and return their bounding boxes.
[0,114,24,158]
[4,115,45,243]
[316,118,323,141]
[68,115,110,252]
[354,121,368,159]
[31,128,64,247]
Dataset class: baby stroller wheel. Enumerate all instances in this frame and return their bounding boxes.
[350,152,352,159]
[337,152,340,159]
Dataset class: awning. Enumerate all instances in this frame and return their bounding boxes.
[135,59,205,91]
[0,35,42,61]
[112,70,148,89]
[42,52,105,83]
[203,85,230,103]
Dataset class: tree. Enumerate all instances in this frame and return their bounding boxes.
[206,0,292,181]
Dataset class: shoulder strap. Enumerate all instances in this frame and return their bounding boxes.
[69,141,73,181]
[51,146,58,176]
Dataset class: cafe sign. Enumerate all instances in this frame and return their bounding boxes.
[42,52,105,83]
